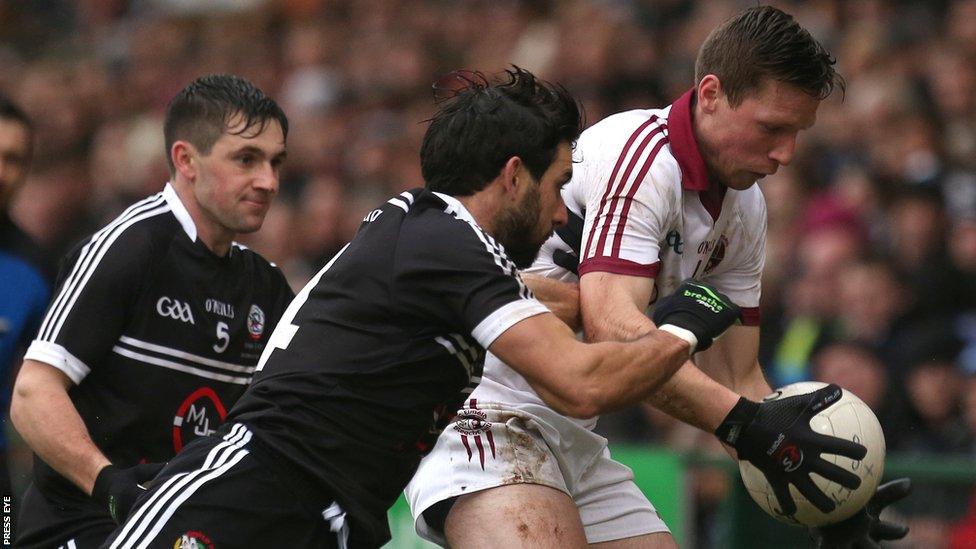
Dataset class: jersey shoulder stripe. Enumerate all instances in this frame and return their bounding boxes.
[427,191,531,300]
[38,193,170,342]
[584,115,669,261]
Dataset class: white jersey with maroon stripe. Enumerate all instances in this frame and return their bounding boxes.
[471,89,766,430]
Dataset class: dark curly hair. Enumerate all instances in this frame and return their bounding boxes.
[421,66,583,196]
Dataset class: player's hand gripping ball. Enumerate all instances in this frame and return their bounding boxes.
[737,382,885,527]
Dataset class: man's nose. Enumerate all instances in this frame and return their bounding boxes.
[552,202,568,228]
[769,134,797,167]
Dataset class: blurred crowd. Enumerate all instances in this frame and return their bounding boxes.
[2,0,976,546]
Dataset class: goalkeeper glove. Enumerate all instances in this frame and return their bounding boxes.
[92,462,165,523]
[651,280,741,353]
[811,478,911,548]
[715,384,867,516]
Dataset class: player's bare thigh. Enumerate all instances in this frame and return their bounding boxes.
[591,532,677,549]
[444,484,677,549]
[445,484,588,548]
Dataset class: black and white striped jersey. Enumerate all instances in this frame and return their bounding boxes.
[24,183,293,500]
[227,188,548,544]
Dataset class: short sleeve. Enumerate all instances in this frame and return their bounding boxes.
[578,151,678,278]
[395,216,549,348]
[25,226,152,383]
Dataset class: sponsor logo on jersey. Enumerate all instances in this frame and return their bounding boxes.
[247,305,265,340]
[205,298,235,319]
[172,387,227,452]
[174,531,214,549]
[454,403,495,470]
[666,229,684,254]
[156,296,195,325]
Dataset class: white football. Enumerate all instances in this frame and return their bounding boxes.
[738,382,886,527]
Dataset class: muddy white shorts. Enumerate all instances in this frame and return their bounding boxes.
[404,401,669,546]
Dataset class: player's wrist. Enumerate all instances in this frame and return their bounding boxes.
[656,324,697,355]
[91,463,116,500]
[714,396,759,449]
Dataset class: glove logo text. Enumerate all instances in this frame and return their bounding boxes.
[682,289,724,313]
[775,442,803,472]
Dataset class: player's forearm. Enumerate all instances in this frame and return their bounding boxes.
[581,293,740,427]
[552,331,692,418]
[11,362,110,495]
[521,274,581,331]
[644,363,741,432]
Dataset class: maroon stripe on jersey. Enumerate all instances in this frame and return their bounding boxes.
[610,136,669,257]
[474,435,486,470]
[460,434,473,461]
[486,430,497,458]
[583,116,659,262]
[578,257,660,278]
[741,307,761,326]
[591,123,667,259]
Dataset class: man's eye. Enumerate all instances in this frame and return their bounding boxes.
[238,155,255,166]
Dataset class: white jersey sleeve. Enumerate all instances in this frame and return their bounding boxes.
[572,112,680,278]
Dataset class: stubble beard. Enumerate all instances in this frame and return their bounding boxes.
[494,185,547,269]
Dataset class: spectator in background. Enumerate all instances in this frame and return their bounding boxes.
[0,95,50,500]
[11,74,295,549]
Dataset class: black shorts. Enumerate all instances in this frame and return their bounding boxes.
[99,424,348,549]
[15,481,115,549]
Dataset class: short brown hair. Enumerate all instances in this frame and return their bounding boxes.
[695,5,843,107]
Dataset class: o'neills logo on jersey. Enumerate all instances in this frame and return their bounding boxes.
[205,298,235,319]
[247,305,265,340]
[172,387,227,452]
[174,531,214,549]
[157,296,195,325]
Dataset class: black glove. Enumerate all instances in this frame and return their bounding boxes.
[651,280,741,352]
[552,249,580,276]
[92,462,165,523]
[715,384,867,516]
[812,478,911,548]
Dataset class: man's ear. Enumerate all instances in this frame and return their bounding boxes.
[500,156,523,200]
[172,141,197,181]
[697,75,723,115]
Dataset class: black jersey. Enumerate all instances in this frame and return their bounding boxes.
[24,184,294,502]
[228,188,549,545]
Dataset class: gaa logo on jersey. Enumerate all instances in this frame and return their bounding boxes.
[247,305,265,341]
[174,531,214,549]
[172,387,227,453]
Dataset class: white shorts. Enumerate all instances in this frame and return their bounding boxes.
[405,401,669,546]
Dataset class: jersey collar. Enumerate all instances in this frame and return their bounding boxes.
[432,191,481,227]
[162,182,198,242]
[667,88,711,192]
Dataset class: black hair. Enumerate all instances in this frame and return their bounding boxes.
[695,5,843,106]
[421,66,582,196]
[163,74,288,174]
[0,94,32,133]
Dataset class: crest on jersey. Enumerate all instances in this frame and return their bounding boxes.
[174,531,214,549]
[247,305,265,340]
[454,403,496,470]
[172,387,227,452]
[703,235,729,274]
